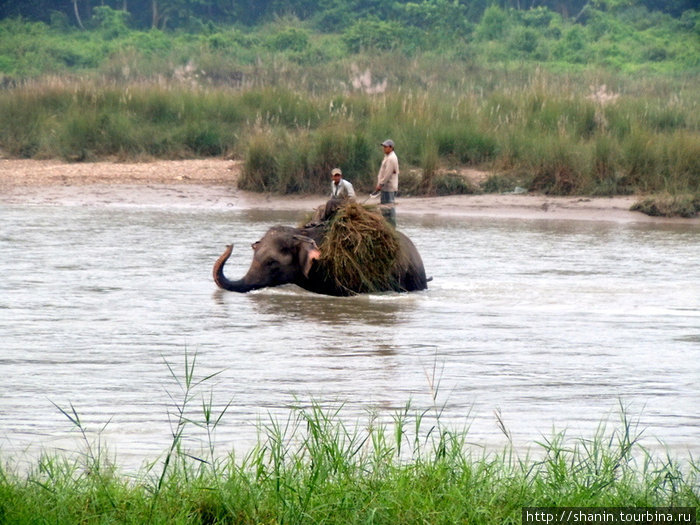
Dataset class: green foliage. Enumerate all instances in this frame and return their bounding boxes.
[526,136,584,194]
[312,5,353,32]
[482,173,526,193]
[476,5,509,40]
[434,124,499,165]
[179,122,227,156]
[510,27,541,56]
[91,6,130,38]
[239,125,374,194]
[266,26,310,52]
[310,126,374,190]
[418,141,440,194]
[433,173,476,196]
[396,0,472,34]
[517,6,557,28]
[587,135,627,195]
[1,3,699,81]
[342,18,410,53]
[240,133,280,192]
[56,110,130,161]
[0,395,697,524]
[553,25,590,63]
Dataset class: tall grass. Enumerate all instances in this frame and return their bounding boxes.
[1,66,699,202]
[0,355,697,524]
[1,403,697,523]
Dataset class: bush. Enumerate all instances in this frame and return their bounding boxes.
[476,5,508,41]
[620,130,658,190]
[482,173,527,194]
[267,27,310,52]
[526,137,585,195]
[240,133,279,191]
[180,123,226,156]
[587,135,628,195]
[396,1,470,34]
[238,126,374,195]
[342,19,407,53]
[91,6,130,38]
[434,125,498,165]
[433,173,475,196]
[312,7,354,33]
[518,6,556,28]
[631,193,700,217]
[553,25,590,63]
[644,46,670,62]
[418,141,439,194]
[509,28,540,56]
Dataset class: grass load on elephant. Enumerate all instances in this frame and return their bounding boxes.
[318,202,402,294]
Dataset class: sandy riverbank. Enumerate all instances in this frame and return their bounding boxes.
[1,158,697,225]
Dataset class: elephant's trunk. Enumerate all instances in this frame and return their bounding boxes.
[212,244,258,293]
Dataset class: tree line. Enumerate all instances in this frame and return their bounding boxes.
[1,0,695,31]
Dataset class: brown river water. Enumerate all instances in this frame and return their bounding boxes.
[1,204,698,471]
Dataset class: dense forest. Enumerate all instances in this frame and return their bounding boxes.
[1,0,698,79]
[2,0,697,29]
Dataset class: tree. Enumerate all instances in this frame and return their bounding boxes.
[73,0,85,29]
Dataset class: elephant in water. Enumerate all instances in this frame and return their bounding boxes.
[213,202,428,296]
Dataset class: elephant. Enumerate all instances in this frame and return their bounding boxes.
[213,203,429,296]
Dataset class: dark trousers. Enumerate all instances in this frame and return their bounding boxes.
[380,191,396,227]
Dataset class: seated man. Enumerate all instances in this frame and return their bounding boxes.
[304,169,356,227]
[330,168,355,200]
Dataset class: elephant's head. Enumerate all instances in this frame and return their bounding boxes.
[213,226,321,293]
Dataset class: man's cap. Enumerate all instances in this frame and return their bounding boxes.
[331,168,342,176]
[381,139,394,148]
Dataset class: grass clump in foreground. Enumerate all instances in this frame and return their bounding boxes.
[0,354,697,524]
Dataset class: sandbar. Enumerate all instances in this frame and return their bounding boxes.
[1,158,697,225]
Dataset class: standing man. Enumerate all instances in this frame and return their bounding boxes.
[375,139,399,226]
[330,168,355,200]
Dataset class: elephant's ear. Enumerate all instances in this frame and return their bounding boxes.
[294,235,321,278]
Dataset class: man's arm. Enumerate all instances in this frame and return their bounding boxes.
[345,180,356,199]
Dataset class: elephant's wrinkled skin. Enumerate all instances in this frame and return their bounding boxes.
[213,217,428,296]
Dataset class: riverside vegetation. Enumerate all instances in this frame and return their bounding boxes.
[1,3,699,216]
[0,354,697,524]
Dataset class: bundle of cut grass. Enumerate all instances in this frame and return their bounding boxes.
[319,202,400,294]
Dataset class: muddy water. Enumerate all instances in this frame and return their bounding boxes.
[1,204,698,470]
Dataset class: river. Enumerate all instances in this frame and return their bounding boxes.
[1,203,698,471]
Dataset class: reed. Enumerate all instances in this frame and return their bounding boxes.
[0,351,697,525]
[1,66,698,207]
[1,401,697,524]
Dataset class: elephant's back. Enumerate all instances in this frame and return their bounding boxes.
[396,231,428,291]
